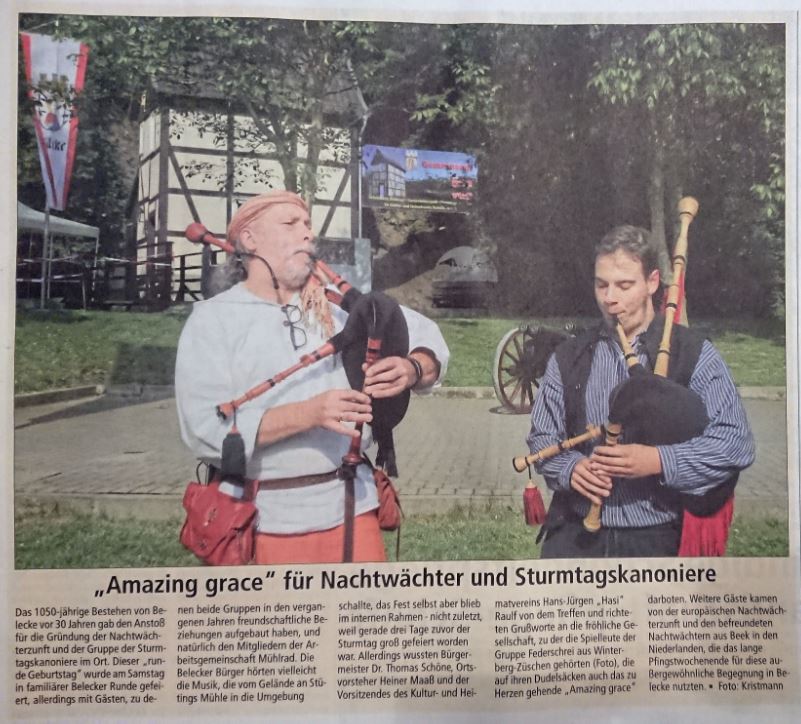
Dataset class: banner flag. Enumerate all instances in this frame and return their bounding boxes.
[20,32,89,211]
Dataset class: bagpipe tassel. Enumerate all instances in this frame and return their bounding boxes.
[523,478,547,527]
[220,421,247,481]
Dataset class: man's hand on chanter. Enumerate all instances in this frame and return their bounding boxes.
[362,356,418,398]
[311,389,372,437]
[570,457,613,506]
[590,443,662,479]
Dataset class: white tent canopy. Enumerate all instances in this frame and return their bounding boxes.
[17,202,99,240]
[17,202,100,309]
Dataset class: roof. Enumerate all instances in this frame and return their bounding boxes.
[368,148,406,172]
[150,56,367,125]
[17,202,99,240]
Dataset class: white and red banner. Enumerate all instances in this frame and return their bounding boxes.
[20,32,89,211]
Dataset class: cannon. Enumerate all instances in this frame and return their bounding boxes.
[492,324,579,413]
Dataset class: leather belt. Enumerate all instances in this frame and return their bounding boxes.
[257,470,339,491]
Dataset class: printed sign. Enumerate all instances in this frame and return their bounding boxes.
[361,145,478,212]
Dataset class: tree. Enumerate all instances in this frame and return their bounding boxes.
[168,17,375,205]
[398,22,786,317]
[410,24,609,314]
[587,24,785,316]
[18,15,376,229]
[17,16,785,318]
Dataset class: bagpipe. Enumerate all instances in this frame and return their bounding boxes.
[513,197,714,535]
[184,223,410,479]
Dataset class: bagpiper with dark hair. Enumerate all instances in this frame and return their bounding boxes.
[528,221,754,558]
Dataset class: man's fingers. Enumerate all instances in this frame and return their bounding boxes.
[328,391,371,411]
[364,381,402,397]
[591,444,662,478]
[365,370,402,385]
[588,462,613,484]
[330,405,371,420]
[331,422,362,438]
[570,478,606,506]
[592,445,624,460]
[580,467,613,490]
[339,390,371,405]
[591,446,630,476]
[337,411,373,423]
[319,390,371,425]
[362,358,399,377]
[329,411,372,437]
[594,462,627,476]
[580,480,611,497]
[571,459,613,506]
[340,402,373,415]
[364,367,406,387]
[583,491,604,507]
[589,459,619,478]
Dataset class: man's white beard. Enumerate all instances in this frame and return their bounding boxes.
[280,261,313,293]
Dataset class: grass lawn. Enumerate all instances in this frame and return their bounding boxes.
[14,503,787,569]
[711,331,787,388]
[440,316,787,388]
[13,308,787,392]
[14,307,189,393]
[438,317,576,388]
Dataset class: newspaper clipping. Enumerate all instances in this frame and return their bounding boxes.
[8,560,800,718]
[4,1,800,722]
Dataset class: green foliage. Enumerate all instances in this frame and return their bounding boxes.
[588,25,751,107]
[408,26,499,135]
[587,24,785,317]
[361,22,785,320]
[17,15,375,220]
[18,16,135,248]
[706,330,786,387]
[385,503,538,561]
[386,506,789,561]
[437,317,581,387]
[470,25,612,316]
[438,318,523,388]
[727,516,788,557]
[16,17,785,320]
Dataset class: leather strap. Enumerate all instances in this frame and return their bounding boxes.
[342,472,356,562]
[257,470,339,491]
[254,467,359,562]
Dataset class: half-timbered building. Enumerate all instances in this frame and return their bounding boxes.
[131,67,368,309]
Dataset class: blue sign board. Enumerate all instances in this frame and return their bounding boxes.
[361,145,478,212]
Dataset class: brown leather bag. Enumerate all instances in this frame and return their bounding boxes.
[372,466,402,531]
[180,480,257,566]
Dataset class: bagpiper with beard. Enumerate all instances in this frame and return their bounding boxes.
[176,190,449,564]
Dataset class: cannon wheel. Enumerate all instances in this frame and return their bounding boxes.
[492,327,540,413]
